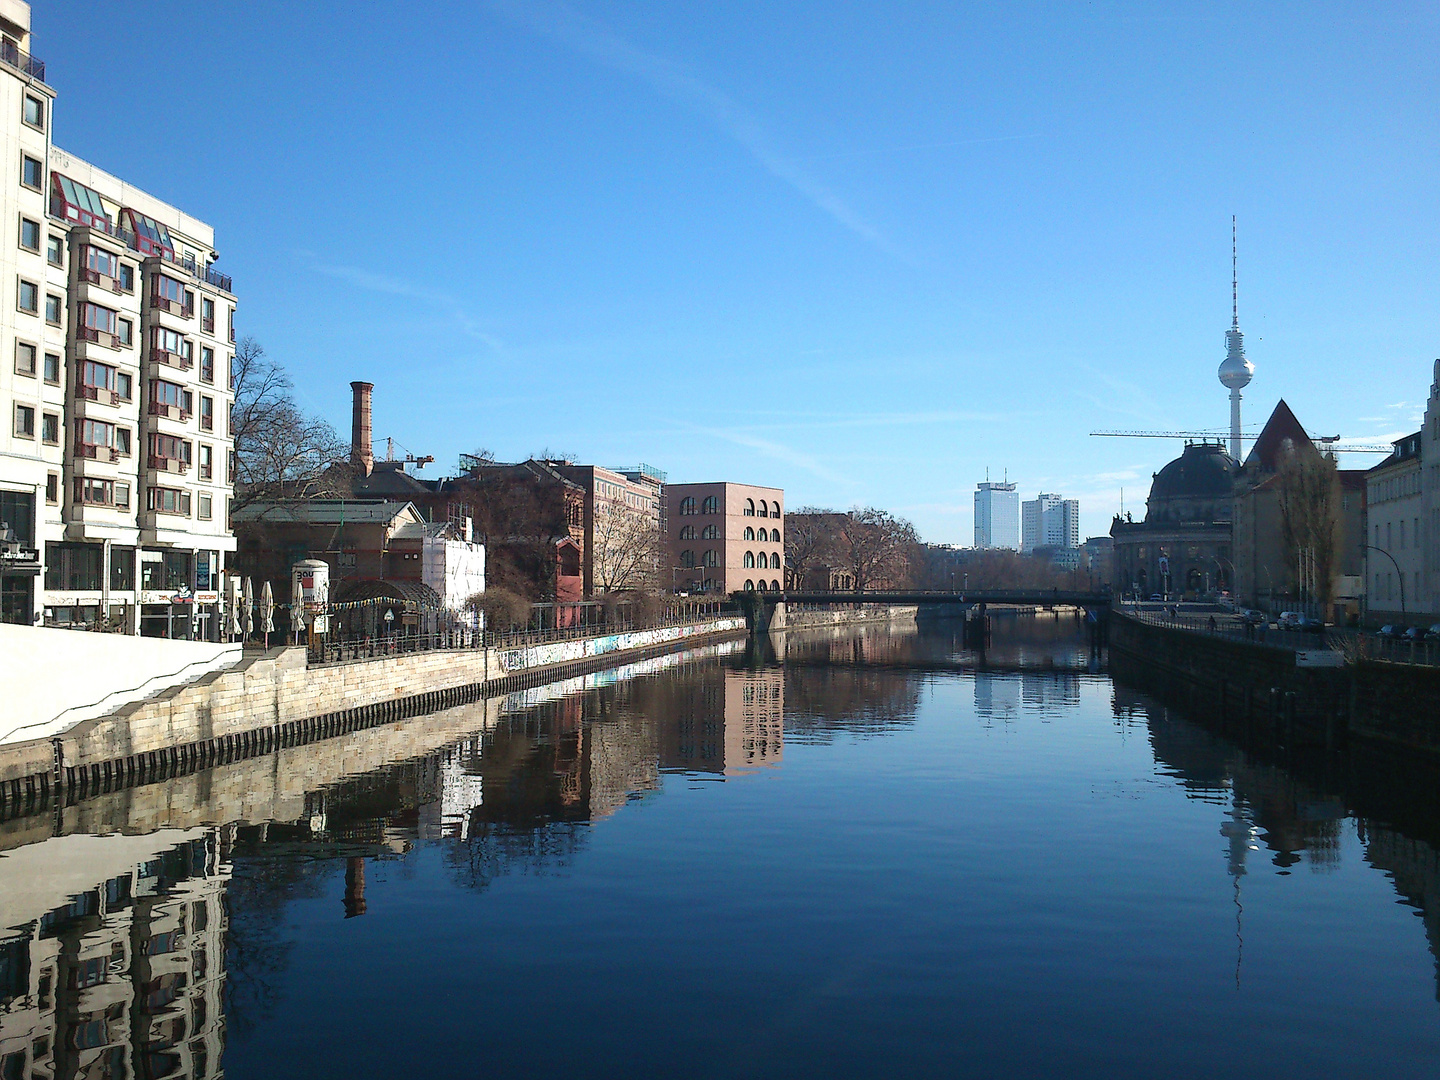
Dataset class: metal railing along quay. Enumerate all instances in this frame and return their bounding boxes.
[1121,605,1440,668]
[306,606,739,666]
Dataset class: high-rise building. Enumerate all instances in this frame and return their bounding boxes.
[974,480,1019,550]
[1021,493,1080,552]
[0,2,236,634]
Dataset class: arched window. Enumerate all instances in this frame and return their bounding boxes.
[701,524,719,540]
[744,551,755,568]
[743,526,755,541]
[679,525,695,540]
[762,552,773,569]
[744,498,755,517]
[769,528,779,542]
[702,578,714,592]
[702,496,718,515]
[679,497,696,516]
[771,504,781,518]
[759,500,768,516]
[771,579,780,591]
[702,549,717,567]
[680,550,695,568]
[757,579,767,591]
[744,579,755,591]
[771,551,781,566]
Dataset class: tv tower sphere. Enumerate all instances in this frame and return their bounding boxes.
[1218,326,1253,390]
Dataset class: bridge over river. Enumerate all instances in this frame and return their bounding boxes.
[760,589,1111,609]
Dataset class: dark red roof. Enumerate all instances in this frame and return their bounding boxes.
[1244,399,1316,471]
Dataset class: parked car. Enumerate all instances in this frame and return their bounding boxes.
[1242,609,1268,626]
[1148,594,1163,602]
[1377,625,1404,639]
[1296,616,1326,634]
[1277,611,1303,630]
[1428,624,1440,641]
[1403,625,1428,641]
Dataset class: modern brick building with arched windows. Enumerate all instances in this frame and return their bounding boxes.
[665,482,783,594]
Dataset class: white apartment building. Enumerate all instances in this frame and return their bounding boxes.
[974,480,1019,550]
[1021,493,1080,552]
[0,1,235,637]
[1365,431,1423,621]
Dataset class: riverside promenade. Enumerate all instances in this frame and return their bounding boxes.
[0,615,747,805]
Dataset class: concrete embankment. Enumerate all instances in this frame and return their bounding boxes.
[772,604,918,632]
[1109,612,1440,757]
[0,617,746,803]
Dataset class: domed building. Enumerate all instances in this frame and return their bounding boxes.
[1110,441,1237,599]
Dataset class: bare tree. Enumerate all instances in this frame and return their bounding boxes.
[783,507,840,589]
[1275,441,1342,611]
[592,498,661,593]
[834,508,919,590]
[231,337,348,510]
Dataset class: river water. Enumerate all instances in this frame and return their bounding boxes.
[2,618,1439,1078]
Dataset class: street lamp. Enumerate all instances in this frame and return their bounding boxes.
[1363,544,1404,617]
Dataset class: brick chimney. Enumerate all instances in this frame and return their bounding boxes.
[350,381,374,476]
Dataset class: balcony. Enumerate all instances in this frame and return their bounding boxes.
[75,441,121,463]
[147,454,189,475]
[149,295,194,319]
[148,401,191,422]
[1,40,46,83]
[81,268,125,293]
[150,348,193,371]
[78,385,120,406]
[53,198,137,247]
[78,326,122,350]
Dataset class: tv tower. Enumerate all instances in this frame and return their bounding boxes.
[1217,217,1254,459]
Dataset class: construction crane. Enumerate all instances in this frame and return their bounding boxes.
[1089,429,1393,453]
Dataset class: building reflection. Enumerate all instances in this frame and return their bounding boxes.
[659,669,784,776]
[0,830,227,1080]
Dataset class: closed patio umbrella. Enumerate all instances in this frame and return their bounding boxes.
[259,581,275,649]
[241,577,254,642]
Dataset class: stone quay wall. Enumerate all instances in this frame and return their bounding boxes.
[776,605,919,632]
[0,618,746,799]
[1110,612,1440,757]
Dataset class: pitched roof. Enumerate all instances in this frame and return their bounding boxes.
[231,500,421,526]
[1244,399,1316,471]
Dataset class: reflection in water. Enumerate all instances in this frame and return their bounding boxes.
[2,619,1440,1074]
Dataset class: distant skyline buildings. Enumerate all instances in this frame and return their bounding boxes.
[974,480,1019,550]
[1022,493,1081,552]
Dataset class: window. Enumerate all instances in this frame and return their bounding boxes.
[17,279,37,313]
[745,579,755,591]
[151,379,192,416]
[228,307,235,342]
[81,359,117,398]
[702,496,718,514]
[744,499,755,517]
[21,155,41,190]
[41,413,58,444]
[75,477,118,507]
[80,302,118,342]
[118,318,132,346]
[201,297,215,333]
[19,217,39,251]
[198,493,212,520]
[744,526,755,541]
[43,352,59,381]
[199,395,213,430]
[744,551,755,568]
[680,549,696,568]
[200,346,214,383]
[15,342,35,376]
[771,505,781,518]
[118,263,134,292]
[116,371,132,400]
[44,543,103,590]
[149,433,191,466]
[110,547,134,591]
[701,524,719,540]
[13,404,33,438]
[772,579,780,591]
[678,524,695,540]
[678,497,696,516]
[759,500,769,516]
[45,233,62,266]
[44,293,61,324]
[23,94,43,129]
[45,473,58,504]
[151,273,185,311]
[152,327,191,366]
[761,552,773,569]
[198,444,213,480]
[147,487,191,515]
[757,580,768,591]
[701,550,717,567]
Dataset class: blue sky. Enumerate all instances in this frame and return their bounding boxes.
[41,1,1440,544]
